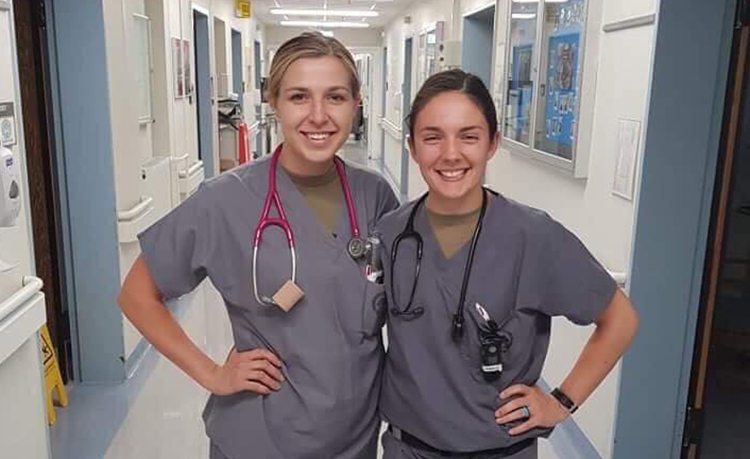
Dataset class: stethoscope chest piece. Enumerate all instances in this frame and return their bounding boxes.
[347,236,368,259]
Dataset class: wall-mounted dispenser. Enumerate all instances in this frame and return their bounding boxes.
[0,146,20,227]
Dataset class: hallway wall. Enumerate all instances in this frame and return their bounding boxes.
[100,0,264,362]
[490,1,655,456]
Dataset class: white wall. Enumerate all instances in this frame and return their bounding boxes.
[103,0,264,361]
[490,0,654,453]
[381,0,656,457]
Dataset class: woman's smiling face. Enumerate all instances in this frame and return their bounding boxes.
[272,56,359,175]
[409,90,498,214]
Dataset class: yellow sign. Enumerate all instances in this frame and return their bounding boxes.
[236,0,251,18]
[41,325,68,425]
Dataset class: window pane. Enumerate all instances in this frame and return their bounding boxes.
[534,0,586,160]
[504,1,539,145]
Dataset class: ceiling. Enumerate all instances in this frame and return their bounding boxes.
[252,0,417,29]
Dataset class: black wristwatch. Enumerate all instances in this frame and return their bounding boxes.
[551,388,579,414]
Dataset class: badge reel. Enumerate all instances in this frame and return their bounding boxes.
[475,303,512,382]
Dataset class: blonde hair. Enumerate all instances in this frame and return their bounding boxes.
[266,32,360,102]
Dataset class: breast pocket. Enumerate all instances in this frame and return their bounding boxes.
[361,281,387,338]
[459,297,517,388]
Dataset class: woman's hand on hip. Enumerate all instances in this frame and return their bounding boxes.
[495,384,569,435]
[207,348,285,396]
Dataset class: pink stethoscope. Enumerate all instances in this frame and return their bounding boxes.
[252,145,368,307]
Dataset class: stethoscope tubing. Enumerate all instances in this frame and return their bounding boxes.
[252,144,362,307]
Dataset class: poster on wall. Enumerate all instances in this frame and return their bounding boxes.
[612,119,641,201]
[542,32,580,159]
[172,37,184,98]
[183,39,192,96]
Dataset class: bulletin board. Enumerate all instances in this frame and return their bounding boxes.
[543,33,580,149]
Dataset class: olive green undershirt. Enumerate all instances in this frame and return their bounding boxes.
[426,206,482,260]
[285,164,344,235]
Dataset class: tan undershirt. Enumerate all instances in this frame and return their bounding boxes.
[285,164,343,235]
[426,206,482,260]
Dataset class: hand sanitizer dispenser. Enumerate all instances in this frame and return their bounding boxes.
[0,146,21,227]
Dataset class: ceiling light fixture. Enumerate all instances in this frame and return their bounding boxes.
[271,9,379,17]
[280,20,371,28]
[511,13,537,19]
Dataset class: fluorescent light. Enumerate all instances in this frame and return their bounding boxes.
[280,21,371,28]
[512,13,537,19]
[271,9,379,17]
[513,0,568,3]
[320,30,335,37]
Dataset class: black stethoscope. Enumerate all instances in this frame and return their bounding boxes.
[389,187,494,341]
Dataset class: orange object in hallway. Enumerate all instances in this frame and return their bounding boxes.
[238,122,249,164]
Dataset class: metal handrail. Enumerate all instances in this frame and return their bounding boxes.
[0,276,44,323]
[117,196,154,222]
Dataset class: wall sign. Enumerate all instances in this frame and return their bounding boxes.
[236,1,251,18]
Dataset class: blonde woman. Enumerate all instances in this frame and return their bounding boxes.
[119,32,398,459]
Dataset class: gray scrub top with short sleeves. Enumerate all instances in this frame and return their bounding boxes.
[138,154,399,459]
[377,191,616,452]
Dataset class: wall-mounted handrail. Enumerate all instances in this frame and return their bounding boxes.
[179,160,204,179]
[603,13,656,33]
[172,153,189,170]
[117,196,154,222]
[381,117,403,139]
[0,276,44,323]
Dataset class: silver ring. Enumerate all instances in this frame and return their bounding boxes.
[521,405,531,419]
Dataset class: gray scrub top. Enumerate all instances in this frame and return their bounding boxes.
[138,154,399,459]
[377,191,616,452]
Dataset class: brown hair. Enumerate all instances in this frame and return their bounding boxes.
[266,32,360,102]
[407,69,497,139]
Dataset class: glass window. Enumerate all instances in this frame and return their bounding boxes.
[503,1,539,146]
[534,0,586,160]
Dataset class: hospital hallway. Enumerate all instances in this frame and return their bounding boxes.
[2,1,750,459]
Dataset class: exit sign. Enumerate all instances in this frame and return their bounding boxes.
[236,1,251,18]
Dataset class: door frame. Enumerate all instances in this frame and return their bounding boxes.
[680,19,750,459]
[461,3,496,89]
[192,5,213,177]
[611,0,739,457]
